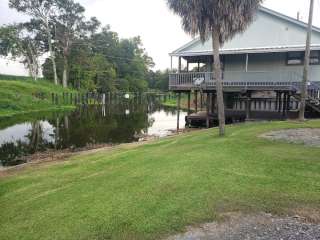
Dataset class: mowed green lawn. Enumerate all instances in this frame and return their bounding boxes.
[1,121,320,240]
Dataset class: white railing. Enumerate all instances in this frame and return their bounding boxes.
[169,71,304,89]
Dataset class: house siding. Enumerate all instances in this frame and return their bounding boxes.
[224,52,320,82]
[173,9,320,55]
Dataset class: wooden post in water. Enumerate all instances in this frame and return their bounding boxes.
[187,91,191,116]
[102,93,106,105]
[278,92,283,113]
[211,92,215,114]
[282,92,287,116]
[269,100,272,111]
[245,91,251,120]
[177,92,181,132]
[275,92,279,112]
[194,91,198,113]
[206,92,210,128]
[200,92,203,111]
[287,93,291,113]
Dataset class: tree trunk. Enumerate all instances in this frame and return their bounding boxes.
[299,0,314,121]
[25,55,34,79]
[212,31,225,136]
[45,19,58,85]
[62,55,68,88]
[27,43,39,81]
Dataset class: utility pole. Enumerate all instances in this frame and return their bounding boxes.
[299,0,314,121]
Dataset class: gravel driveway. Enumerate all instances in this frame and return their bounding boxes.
[167,213,320,240]
[260,128,320,147]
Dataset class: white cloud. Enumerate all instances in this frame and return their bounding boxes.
[0,0,320,75]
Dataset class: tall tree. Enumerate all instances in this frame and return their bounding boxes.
[54,0,100,88]
[9,0,59,84]
[167,0,262,136]
[299,0,315,121]
[0,23,43,80]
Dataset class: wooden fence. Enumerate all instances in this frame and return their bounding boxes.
[50,92,173,106]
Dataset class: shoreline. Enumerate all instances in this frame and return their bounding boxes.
[0,105,76,119]
[0,128,199,177]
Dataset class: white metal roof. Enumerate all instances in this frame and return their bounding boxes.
[170,6,320,57]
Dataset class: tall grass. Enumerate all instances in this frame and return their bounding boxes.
[0,76,77,118]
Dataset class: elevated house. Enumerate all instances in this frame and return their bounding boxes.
[169,7,320,125]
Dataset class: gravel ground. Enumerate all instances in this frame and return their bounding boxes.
[167,213,320,240]
[261,128,320,147]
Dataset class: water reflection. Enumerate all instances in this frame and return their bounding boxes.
[0,99,186,166]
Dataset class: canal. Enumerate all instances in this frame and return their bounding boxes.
[0,98,187,166]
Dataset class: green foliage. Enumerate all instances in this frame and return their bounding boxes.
[7,0,155,91]
[1,121,320,239]
[0,23,43,80]
[42,26,154,92]
[148,70,169,91]
[0,74,36,81]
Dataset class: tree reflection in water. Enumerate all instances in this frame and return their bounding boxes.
[0,98,185,166]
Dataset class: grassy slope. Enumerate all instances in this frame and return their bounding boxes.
[1,121,320,240]
[162,94,197,111]
[0,79,76,118]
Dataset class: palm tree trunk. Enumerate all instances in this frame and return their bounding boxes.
[212,31,225,136]
[299,0,314,121]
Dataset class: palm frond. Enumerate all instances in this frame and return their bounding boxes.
[167,0,263,44]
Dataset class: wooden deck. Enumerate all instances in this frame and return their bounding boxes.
[169,71,320,92]
[185,110,300,127]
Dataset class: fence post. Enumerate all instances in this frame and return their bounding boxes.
[102,93,106,105]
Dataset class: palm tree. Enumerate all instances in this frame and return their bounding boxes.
[167,0,262,136]
[299,0,314,121]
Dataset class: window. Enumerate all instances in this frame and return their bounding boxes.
[287,51,320,65]
[310,51,320,65]
[287,52,303,65]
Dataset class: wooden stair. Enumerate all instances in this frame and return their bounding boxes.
[292,83,320,113]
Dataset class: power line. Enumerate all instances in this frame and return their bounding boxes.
[316,0,320,26]
[0,46,151,64]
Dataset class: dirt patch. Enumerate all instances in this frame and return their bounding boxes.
[261,128,320,147]
[167,212,320,240]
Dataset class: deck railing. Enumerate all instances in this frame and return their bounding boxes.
[169,71,306,90]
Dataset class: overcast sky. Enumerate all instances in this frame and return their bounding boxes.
[1,0,320,75]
